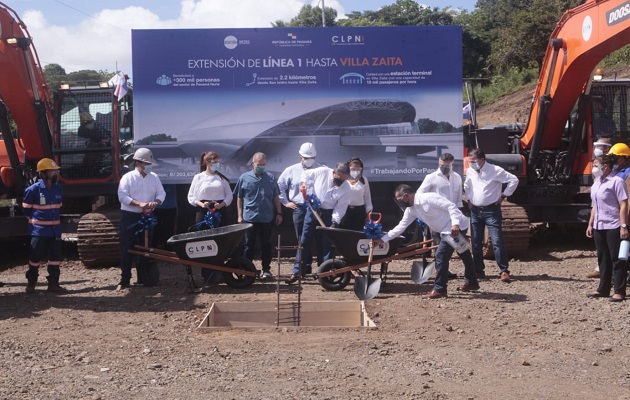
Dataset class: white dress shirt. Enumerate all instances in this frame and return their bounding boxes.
[187,172,233,206]
[464,162,519,207]
[277,161,321,206]
[346,177,373,212]
[118,170,166,213]
[418,169,463,207]
[301,166,351,224]
[382,190,468,243]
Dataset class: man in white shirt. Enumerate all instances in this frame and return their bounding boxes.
[277,142,322,240]
[117,148,166,288]
[286,163,351,283]
[464,148,519,282]
[418,152,463,279]
[375,184,479,298]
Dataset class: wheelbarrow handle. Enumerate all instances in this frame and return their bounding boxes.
[368,211,382,224]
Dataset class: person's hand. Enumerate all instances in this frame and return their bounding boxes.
[451,224,461,237]
[621,226,628,240]
[373,238,384,247]
[275,214,283,226]
[330,222,338,228]
[213,201,224,210]
[586,225,593,238]
[286,201,298,210]
[496,195,506,205]
[238,216,244,224]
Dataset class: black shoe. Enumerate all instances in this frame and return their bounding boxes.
[285,274,301,284]
[586,292,608,298]
[47,284,68,293]
[117,280,131,289]
[447,272,457,280]
[476,271,486,279]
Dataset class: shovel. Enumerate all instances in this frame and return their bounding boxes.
[411,223,434,284]
[301,187,325,227]
[354,240,381,300]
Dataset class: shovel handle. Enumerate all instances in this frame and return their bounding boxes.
[368,211,381,224]
[300,186,308,200]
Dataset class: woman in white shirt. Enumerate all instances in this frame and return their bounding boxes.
[187,151,233,285]
[340,157,373,231]
[188,151,233,225]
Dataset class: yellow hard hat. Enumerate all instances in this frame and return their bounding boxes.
[36,158,60,172]
[608,143,630,157]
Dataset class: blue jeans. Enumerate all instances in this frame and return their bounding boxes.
[470,205,509,275]
[293,208,333,274]
[292,206,307,240]
[433,229,477,292]
[243,220,274,271]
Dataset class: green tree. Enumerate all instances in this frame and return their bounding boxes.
[417,118,438,133]
[43,63,66,92]
[272,5,337,27]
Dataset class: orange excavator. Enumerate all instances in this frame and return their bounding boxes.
[0,2,133,266]
[466,0,630,256]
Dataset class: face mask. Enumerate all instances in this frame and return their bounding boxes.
[591,166,603,178]
[333,178,344,187]
[350,169,362,179]
[593,148,605,157]
[144,165,153,174]
[470,161,481,171]
[302,158,315,168]
[395,196,411,209]
[44,172,59,184]
[613,164,620,172]
[211,163,220,172]
[439,166,451,175]
[255,166,265,174]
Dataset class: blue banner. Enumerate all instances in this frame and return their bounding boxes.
[132,26,463,183]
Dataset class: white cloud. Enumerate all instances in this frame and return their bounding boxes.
[21,0,348,77]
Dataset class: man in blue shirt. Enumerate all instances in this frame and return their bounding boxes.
[234,153,283,279]
[22,158,65,293]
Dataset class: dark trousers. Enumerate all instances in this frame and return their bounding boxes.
[120,211,154,284]
[293,208,333,274]
[26,236,62,285]
[594,228,628,296]
[433,229,477,292]
[243,220,274,272]
[470,205,509,275]
[153,207,177,249]
[340,205,366,231]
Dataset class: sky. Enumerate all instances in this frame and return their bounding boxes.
[5,0,476,77]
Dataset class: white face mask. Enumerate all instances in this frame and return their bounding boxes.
[350,169,362,179]
[144,165,153,174]
[470,161,481,171]
[591,166,603,178]
[593,148,605,157]
[302,158,315,168]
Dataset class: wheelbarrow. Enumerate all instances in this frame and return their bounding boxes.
[314,226,437,295]
[128,223,257,289]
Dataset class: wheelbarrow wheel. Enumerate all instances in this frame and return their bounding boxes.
[317,259,351,291]
[223,256,256,289]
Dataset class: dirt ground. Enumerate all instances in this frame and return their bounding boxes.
[0,226,629,400]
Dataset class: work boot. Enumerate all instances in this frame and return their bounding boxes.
[25,284,36,294]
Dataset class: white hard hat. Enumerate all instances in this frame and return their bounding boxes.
[299,142,317,158]
[133,148,154,164]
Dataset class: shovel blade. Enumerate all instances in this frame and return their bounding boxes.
[411,261,435,284]
[353,277,381,300]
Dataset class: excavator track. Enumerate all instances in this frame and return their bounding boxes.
[483,203,530,260]
[77,207,120,268]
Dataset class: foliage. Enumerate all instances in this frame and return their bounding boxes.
[417,118,456,133]
[472,64,539,106]
[136,133,177,145]
[44,64,112,91]
[272,5,337,27]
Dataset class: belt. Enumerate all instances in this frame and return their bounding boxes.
[472,204,499,211]
[348,205,364,209]
[318,208,333,212]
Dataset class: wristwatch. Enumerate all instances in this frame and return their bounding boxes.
[622,224,628,229]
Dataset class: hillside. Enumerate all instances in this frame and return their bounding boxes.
[476,65,630,128]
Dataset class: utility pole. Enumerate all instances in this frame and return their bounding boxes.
[322,0,325,27]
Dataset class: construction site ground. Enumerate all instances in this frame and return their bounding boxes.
[0,225,629,400]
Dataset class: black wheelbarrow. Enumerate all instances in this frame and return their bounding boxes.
[129,223,257,289]
[314,226,436,293]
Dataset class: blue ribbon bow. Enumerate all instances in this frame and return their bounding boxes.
[363,220,384,240]
[131,213,158,236]
[192,210,222,230]
[303,193,321,210]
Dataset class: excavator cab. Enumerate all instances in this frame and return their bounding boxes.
[53,86,132,192]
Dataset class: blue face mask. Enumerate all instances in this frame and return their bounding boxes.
[470,161,481,171]
[255,166,265,174]
[211,163,220,172]
[144,165,153,173]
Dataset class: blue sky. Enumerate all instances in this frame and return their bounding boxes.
[6,0,476,76]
